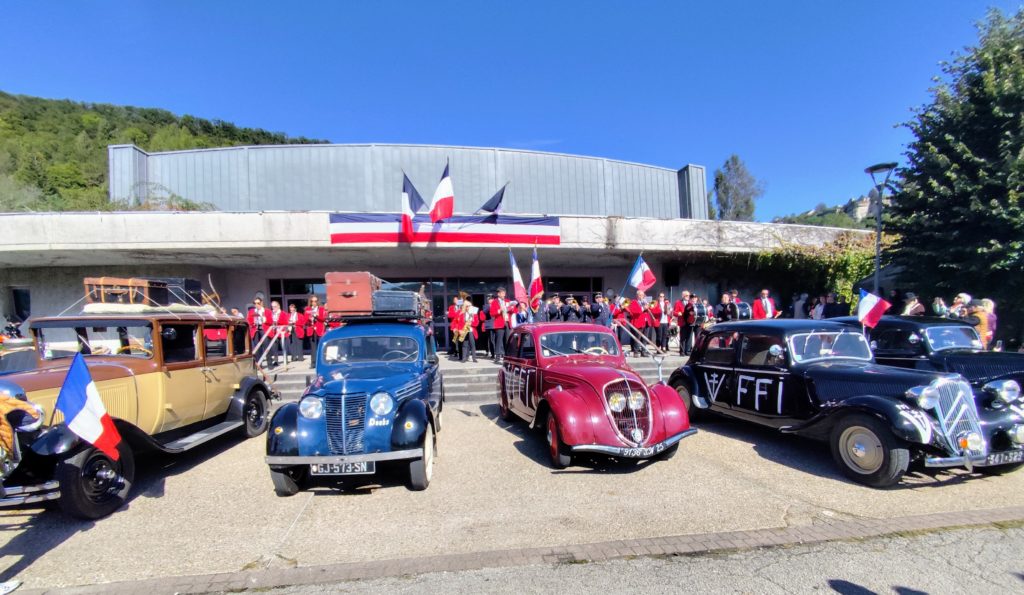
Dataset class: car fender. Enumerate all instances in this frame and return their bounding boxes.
[781,394,935,445]
[29,417,154,457]
[391,398,432,449]
[266,403,300,457]
[226,377,274,423]
[536,388,595,447]
[649,383,691,437]
[666,367,707,408]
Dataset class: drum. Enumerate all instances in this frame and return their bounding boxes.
[736,302,752,320]
[693,302,708,325]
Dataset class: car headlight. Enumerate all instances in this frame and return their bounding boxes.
[608,392,627,413]
[958,431,984,452]
[370,392,394,416]
[299,396,323,419]
[1008,425,1024,445]
[627,393,646,411]
[906,385,940,410]
[984,379,1021,404]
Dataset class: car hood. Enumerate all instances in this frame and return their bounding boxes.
[931,351,1024,384]
[542,360,640,391]
[317,363,419,396]
[802,361,954,401]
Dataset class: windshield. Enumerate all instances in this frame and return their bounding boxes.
[539,331,620,357]
[321,336,420,363]
[36,324,155,360]
[0,347,37,375]
[788,331,872,364]
[924,326,983,352]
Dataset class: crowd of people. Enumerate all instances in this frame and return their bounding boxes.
[232,295,328,369]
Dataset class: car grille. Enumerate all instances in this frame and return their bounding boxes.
[943,357,1024,383]
[932,378,987,457]
[324,393,367,455]
[604,378,651,446]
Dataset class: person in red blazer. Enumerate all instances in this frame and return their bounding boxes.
[452,302,479,362]
[611,298,632,354]
[488,287,517,362]
[304,295,327,368]
[627,290,657,356]
[673,291,697,356]
[752,289,779,320]
[284,303,307,363]
[446,296,461,356]
[246,297,273,366]
[263,300,289,367]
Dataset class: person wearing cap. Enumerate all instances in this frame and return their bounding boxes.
[964,300,990,349]
[901,292,925,316]
[590,292,612,327]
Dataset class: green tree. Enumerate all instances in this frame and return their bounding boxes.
[712,154,763,221]
[888,9,1024,314]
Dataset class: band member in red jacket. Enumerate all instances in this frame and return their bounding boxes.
[627,290,657,356]
[673,291,697,356]
[284,303,306,363]
[611,297,632,354]
[452,301,480,363]
[654,291,671,352]
[262,300,288,368]
[304,295,327,368]
[446,296,461,356]
[752,288,779,320]
[489,287,517,362]
[247,297,273,366]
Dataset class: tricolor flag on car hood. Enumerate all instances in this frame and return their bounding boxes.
[627,255,657,293]
[429,162,454,223]
[857,289,891,328]
[56,353,122,460]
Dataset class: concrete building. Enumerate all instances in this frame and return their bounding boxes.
[1,143,864,347]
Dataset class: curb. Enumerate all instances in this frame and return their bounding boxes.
[25,505,1024,594]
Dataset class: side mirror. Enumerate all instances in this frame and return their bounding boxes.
[908,333,921,345]
[652,354,666,383]
[768,344,784,358]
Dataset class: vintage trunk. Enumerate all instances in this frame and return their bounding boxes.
[83,277,170,306]
[324,272,383,315]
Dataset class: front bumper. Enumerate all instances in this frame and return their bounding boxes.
[570,429,697,459]
[265,448,423,466]
[0,480,60,507]
[924,449,1024,469]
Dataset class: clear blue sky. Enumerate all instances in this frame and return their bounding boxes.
[1,1,1018,220]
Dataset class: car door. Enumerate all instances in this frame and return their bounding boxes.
[424,333,443,414]
[158,322,207,431]
[501,330,525,415]
[871,327,928,369]
[731,333,795,428]
[517,332,540,419]
[693,331,737,412]
[201,322,239,418]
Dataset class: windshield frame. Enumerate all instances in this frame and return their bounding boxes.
[34,322,156,360]
[787,330,873,365]
[538,330,621,359]
[923,325,983,352]
[320,335,422,364]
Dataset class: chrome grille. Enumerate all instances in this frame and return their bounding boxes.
[324,393,367,455]
[603,378,652,446]
[944,357,1023,382]
[932,378,987,457]
[395,381,419,400]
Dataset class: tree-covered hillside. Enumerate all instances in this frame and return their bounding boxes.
[0,91,325,211]
[773,199,873,229]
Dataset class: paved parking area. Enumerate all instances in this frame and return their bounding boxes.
[3,399,1024,591]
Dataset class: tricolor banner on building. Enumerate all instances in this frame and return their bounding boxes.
[55,353,123,460]
[857,289,891,328]
[329,213,560,245]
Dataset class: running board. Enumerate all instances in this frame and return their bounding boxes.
[162,420,243,452]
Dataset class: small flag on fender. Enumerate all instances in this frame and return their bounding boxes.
[55,353,122,460]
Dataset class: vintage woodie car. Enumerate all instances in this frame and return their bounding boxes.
[0,307,272,518]
[265,313,444,494]
[668,320,1024,487]
[498,323,695,468]
[833,315,1024,393]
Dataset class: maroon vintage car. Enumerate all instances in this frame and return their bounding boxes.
[497,323,695,467]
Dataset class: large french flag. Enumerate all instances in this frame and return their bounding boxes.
[529,247,544,311]
[329,213,560,245]
[509,249,528,304]
[55,353,122,460]
[857,289,891,328]
[429,162,455,223]
[401,174,426,242]
[627,255,657,293]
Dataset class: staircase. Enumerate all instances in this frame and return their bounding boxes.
[269,355,689,403]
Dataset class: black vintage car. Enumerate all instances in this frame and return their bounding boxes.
[668,320,1024,487]
[833,315,1024,393]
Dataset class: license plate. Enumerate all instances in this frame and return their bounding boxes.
[985,451,1024,466]
[621,444,661,458]
[309,462,375,475]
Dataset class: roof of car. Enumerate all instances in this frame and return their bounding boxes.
[31,312,244,326]
[830,315,973,329]
[706,319,854,334]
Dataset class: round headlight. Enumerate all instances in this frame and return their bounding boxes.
[917,386,940,410]
[1009,425,1024,445]
[608,392,627,413]
[299,396,323,419]
[958,431,984,452]
[985,380,1021,404]
[627,393,646,411]
[370,392,394,416]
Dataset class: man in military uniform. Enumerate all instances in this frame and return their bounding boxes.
[590,292,612,327]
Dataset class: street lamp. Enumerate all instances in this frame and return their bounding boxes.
[865,162,898,296]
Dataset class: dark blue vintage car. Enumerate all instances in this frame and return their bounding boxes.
[265,317,444,494]
[670,320,1024,487]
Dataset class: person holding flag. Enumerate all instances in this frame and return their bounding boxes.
[626,254,657,294]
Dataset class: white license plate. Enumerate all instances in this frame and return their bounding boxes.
[986,451,1024,466]
[621,445,660,458]
[309,462,375,475]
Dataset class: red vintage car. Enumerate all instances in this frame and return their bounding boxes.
[498,323,696,468]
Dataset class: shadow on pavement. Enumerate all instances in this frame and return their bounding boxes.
[0,509,93,583]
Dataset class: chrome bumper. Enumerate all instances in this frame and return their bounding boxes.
[924,450,1023,469]
[0,480,60,507]
[571,429,697,458]
[266,448,423,466]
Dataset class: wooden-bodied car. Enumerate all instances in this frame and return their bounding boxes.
[0,306,273,518]
[498,323,695,468]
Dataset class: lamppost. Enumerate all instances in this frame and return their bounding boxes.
[865,162,898,296]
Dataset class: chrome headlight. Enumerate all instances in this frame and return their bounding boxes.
[906,385,940,410]
[370,392,394,416]
[984,379,1021,404]
[627,392,646,411]
[608,392,627,413]
[958,431,984,452]
[299,396,323,419]
[1008,425,1024,445]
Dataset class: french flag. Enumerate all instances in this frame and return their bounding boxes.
[55,353,122,460]
[509,249,528,304]
[627,255,657,293]
[529,247,544,311]
[401,174,426,242]
[429,162,455,223]
[857,289,892,328]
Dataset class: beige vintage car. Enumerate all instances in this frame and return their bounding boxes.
[0,306,273,518]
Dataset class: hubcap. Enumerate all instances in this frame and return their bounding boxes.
[246,395,264,428]
[82,453,121,503]
[839,426,884,474]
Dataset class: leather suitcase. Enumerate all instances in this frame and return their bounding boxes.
[372,290,422,316]
[143,277,203,306]
[325,272,382,315]
[84,277,170,305]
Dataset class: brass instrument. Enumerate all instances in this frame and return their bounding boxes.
[456,310,473,342]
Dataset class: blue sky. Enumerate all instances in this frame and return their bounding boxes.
[1,1,1017,220]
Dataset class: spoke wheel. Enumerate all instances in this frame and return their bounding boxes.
[829,414,909,488]
[57,442,135,519]
[546,413,571,469]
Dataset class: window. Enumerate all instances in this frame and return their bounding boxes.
[232,325,249,355]
[203,325,229,358]
[740,334,786,367]
[321,336,419,363]
[11,288,30,322]
[506,332,521,358]
[162,324,199,364]
[789,331,872,364]
[872,329,922,353]
[35,323,154,359]
[520,334,536,360]
[703,333,736,365]
[539,331,620,357]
